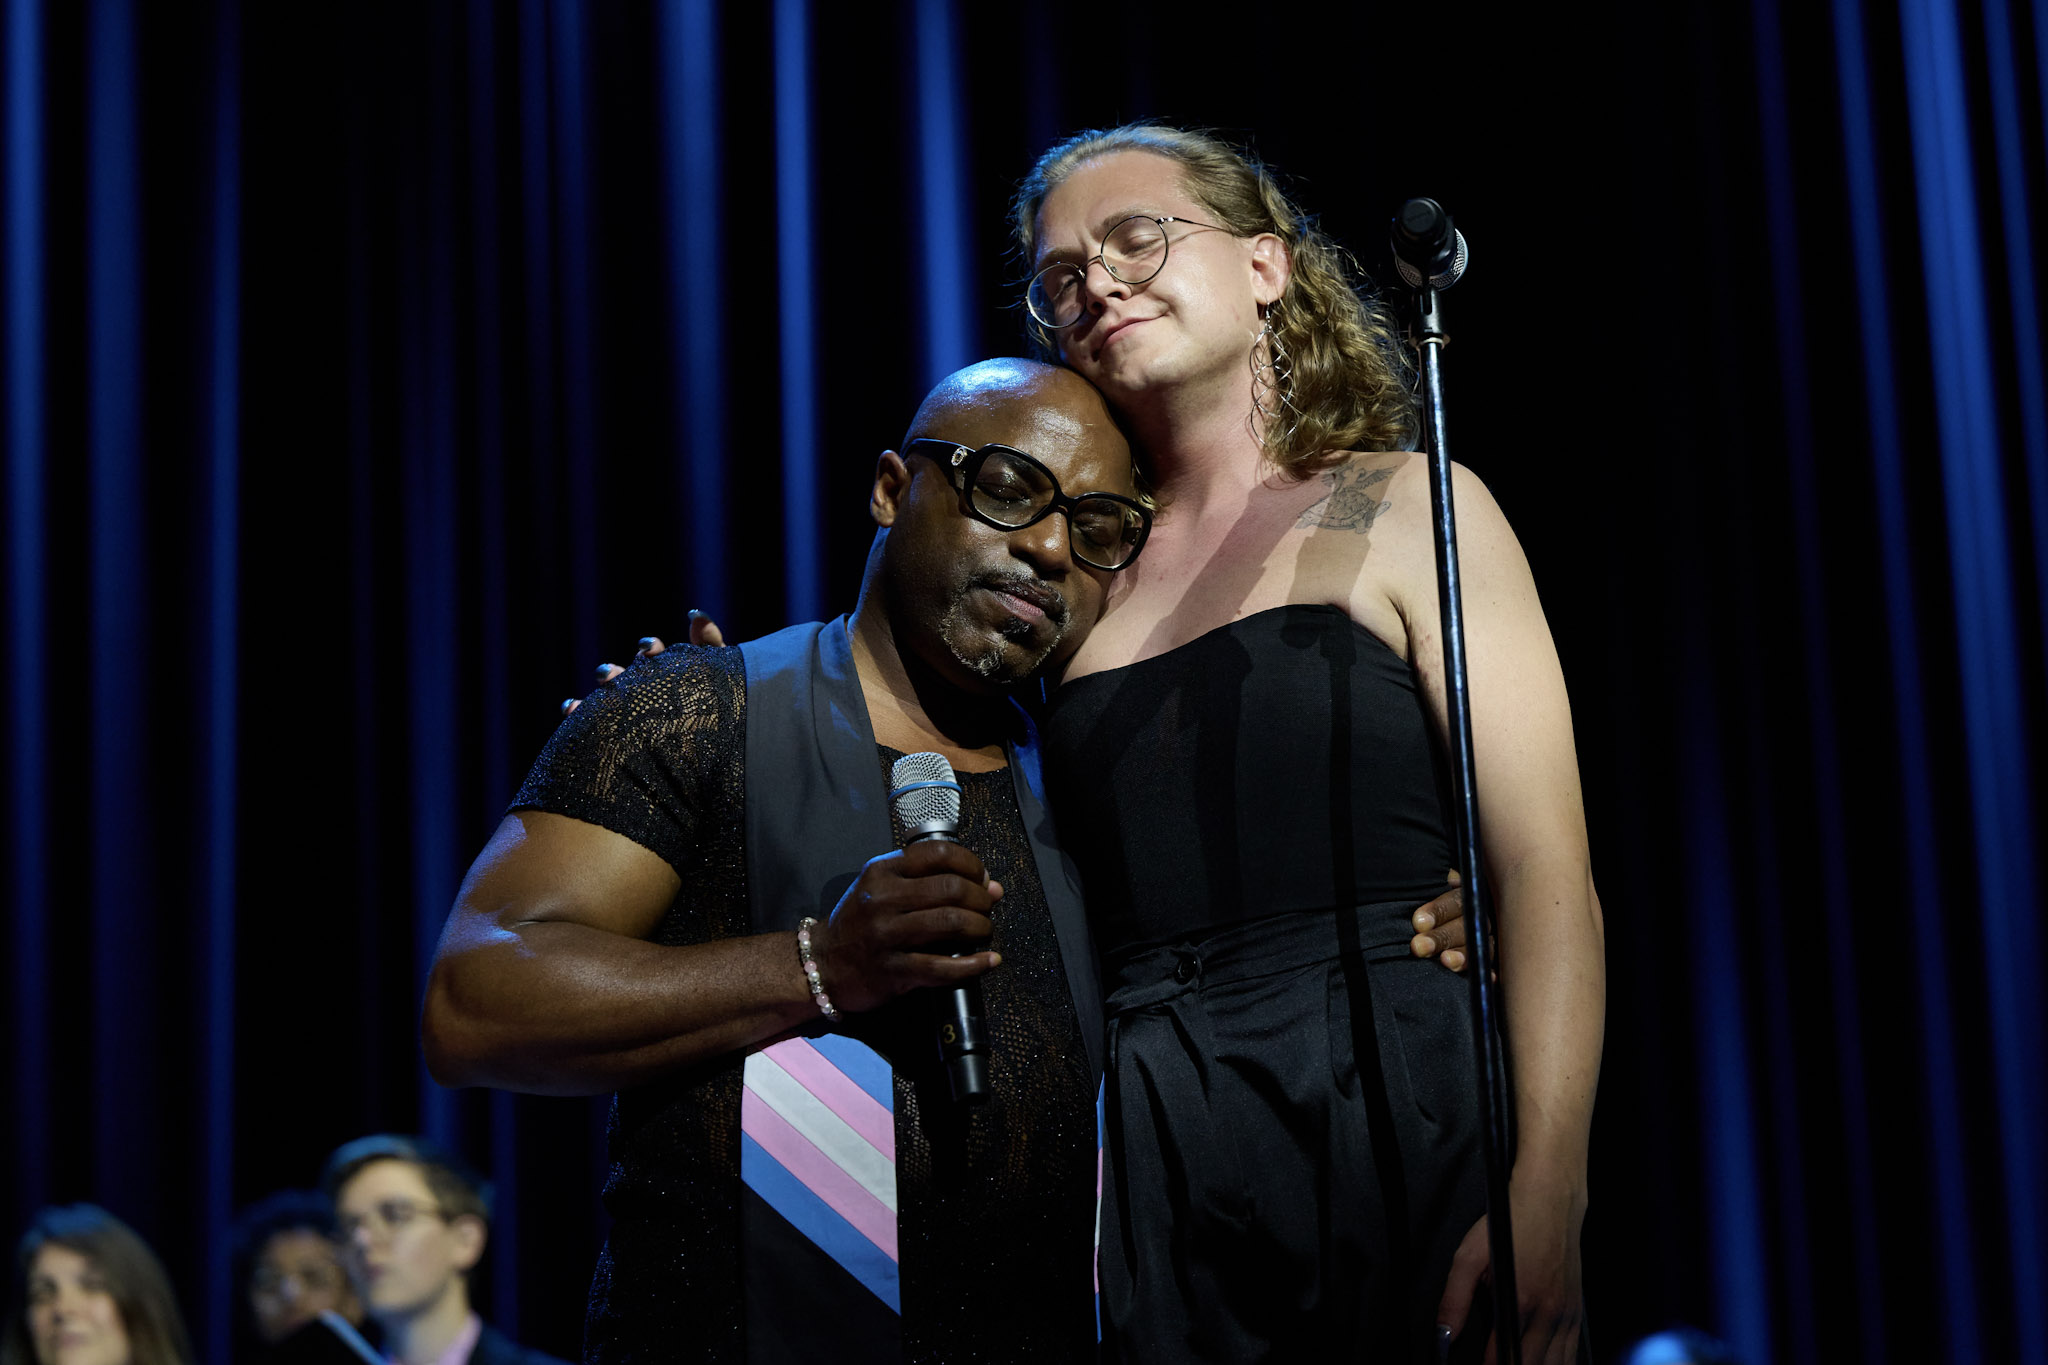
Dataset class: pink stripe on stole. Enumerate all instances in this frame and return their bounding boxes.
[1094,1144,1103,1293]
[742,1086,900,1261]
[765,1038,896,1161]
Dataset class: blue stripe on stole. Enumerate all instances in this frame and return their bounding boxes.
[741,1133,901,1312]
[810,1033,895,1110]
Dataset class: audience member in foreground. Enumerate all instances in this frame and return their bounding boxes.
[1,1205,194,1365]
[231,1190,363,1358]
[322,1137,565,1365]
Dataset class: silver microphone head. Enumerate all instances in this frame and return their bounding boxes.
[890,752,962,841]
[1393,228,1469,290]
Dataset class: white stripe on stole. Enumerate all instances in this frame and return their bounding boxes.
[744,1048,899,1214]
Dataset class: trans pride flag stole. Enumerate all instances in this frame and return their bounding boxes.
[736,618,1102,1360]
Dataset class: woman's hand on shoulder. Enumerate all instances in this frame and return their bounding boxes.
[559,612,726,717]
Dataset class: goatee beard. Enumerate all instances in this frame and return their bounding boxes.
[940,592,1063,683]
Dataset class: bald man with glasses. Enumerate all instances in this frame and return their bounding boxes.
[425,360,1148,1364]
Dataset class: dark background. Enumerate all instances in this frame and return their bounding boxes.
[4,2,2045,1363]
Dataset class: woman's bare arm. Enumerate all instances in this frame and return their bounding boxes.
[1376,459,1604,1365]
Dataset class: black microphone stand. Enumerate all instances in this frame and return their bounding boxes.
[1394,200,1521,1365]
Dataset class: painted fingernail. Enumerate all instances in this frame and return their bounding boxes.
[688,608,704,620]
[638,637,660,651]
[1436,1323,1453,1361]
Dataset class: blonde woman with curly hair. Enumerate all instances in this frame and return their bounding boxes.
[1016,124,1602,1364]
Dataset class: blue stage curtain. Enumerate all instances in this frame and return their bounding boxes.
[2,3,2042,1362]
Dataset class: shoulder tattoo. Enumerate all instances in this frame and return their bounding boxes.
[1296,464,1393,532]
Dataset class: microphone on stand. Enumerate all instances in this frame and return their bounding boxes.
[889,752,990,1107]
[1390,196,1525,1364]
[1391,197,1469,291]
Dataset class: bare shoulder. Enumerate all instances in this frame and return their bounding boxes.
[1353,457,1521,549]
[1291,449,1523,552]
[1277,450,1430,660]
[1314,451,1508,520]
[1341,456,1540,630]
[1440,460,1535,579]
[1292,449,1419,533]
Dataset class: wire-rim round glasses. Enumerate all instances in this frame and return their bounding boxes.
[1025,214,1226,331]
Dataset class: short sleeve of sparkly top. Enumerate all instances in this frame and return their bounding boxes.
[507,645,746,878]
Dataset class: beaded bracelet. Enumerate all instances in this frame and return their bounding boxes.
[795,917,841,1021]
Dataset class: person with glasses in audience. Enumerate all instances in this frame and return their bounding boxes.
[425,360,1151,1363]
[230,1191,363,1361]
[322,1137,566,1365]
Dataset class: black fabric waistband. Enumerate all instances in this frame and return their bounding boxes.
[1103,900,1427,1017]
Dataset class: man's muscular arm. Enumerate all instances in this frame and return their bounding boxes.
[423,811,999,1097]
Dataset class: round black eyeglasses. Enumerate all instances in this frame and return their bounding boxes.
[905,439,1152,572]
[1025,214,1225,331]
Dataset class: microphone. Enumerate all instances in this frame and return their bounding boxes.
[1391,197,1469,290]
[888,752,990,1107]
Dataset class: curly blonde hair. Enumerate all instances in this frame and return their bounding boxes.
[1012,123,1417,476]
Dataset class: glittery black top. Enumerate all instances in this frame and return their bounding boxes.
[510,645,1098,1364]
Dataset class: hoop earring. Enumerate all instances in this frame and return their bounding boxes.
[1250,299,1298,448]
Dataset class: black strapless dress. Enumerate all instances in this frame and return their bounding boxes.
[1043,604,1488,1363]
